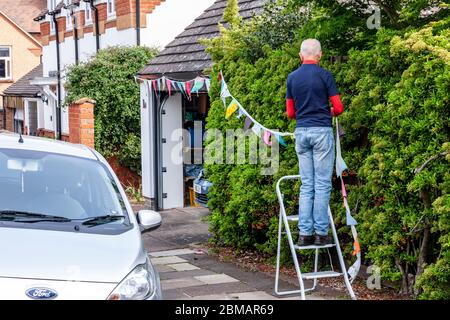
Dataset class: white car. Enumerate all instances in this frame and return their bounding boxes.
[0,132,163,300]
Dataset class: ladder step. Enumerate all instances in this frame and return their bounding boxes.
[294,243,336,250]
[287,215,298,221]
[302,271,342,280]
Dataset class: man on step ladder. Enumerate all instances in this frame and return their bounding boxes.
[286,39,344,244]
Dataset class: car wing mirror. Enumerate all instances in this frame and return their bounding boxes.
[137,210,162,233]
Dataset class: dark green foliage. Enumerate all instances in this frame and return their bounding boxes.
[65,46,158,174]
[205,0,449,298]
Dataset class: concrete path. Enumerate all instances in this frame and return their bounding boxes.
[141,207,327,300]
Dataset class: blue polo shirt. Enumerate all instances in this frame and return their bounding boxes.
[286,63,339,127]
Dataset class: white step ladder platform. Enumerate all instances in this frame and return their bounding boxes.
[274,175,357,300]
[302,271,342,280]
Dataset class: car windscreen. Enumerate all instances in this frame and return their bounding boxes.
[0,148,128,225]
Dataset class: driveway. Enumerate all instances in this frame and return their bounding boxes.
[141,207,327,300]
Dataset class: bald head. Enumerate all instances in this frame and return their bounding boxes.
[300,39,322,61]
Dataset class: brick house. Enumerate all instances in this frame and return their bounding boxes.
[0,0,46,130]
[31,0,216,141]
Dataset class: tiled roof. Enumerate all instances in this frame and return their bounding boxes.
[0,0,46,33]
[138,0,266,78]
[3,64,43,98]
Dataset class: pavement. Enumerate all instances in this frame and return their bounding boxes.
[141,207,329,300]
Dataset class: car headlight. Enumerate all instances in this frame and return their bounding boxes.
[107,261,157,300]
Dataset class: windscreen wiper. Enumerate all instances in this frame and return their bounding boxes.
[81,215,126,227]
[0,210,71,223]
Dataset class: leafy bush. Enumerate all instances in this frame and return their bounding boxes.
[204,0,450,298]
[65,46,158,174]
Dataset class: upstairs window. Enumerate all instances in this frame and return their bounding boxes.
[0,47,12,80]
[49,0,57,31]
[85,2,92,24]
[107,0,116,18]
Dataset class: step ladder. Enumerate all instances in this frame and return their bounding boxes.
[274,175,356,300]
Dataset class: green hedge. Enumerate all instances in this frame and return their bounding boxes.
[205,0,449,298]
[65,46,158,175]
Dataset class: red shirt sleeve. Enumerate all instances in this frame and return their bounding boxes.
[330,95,344,117]
[286,99,295,119]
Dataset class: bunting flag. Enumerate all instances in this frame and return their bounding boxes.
[275,134,287,147]
[166,79,172,96]
[237,107,245,118]
[191,77,205,94]
[152,79,157,92]
[186,81,192,99]
[252,123,262,136]
[263,131,272,146]
[226,100,239,119]
[220,80,232,107]
[205,79,211,92]
[244,117,252,131]
[335,117,348,178]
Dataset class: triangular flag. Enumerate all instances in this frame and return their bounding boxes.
[226,100,239,119]
[275,134,287,147]
[186,81,192,99]
[344,197,358,226]
[218,71,223,83]
[335,118,348,177]
[252,123,262,136]
[205,79,211,92]
[157,78,161,91]
[191,77,205,94]
[152,79,157,92]
[263,130,272,146]
[244,116,252,131]
[166,79,172,96]
[220,80,231,106]
[160,77,166,91]
[236,107,244,118]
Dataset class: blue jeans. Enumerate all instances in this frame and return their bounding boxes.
[295,127,335,236]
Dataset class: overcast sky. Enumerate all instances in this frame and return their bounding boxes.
[146,0,216,49]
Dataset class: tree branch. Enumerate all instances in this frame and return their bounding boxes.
[414,151,447,175]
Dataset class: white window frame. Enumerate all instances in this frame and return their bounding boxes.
[0,46,12,81]
[85,1,93,25]
[66,9,73,30]
[107,0,116,19]
[49,0,57,32]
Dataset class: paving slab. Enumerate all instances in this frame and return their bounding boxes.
[154,264,175,273]
[195,274,239,285]
[159,269,217,280]
[150,248,196,257]
[151,256,187,265]
[181,282,255,297]
[168,263,201,271]
[161,277,204,290]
